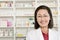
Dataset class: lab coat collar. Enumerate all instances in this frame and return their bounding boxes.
[36,28,44,40]
[49,29,54,40]
[36,28,53,40]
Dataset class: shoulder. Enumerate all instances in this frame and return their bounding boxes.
[49,29,58,37]
[49,29,58,33]
[49,29,58,40]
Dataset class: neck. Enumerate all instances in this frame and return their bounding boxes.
[41,26,48,34]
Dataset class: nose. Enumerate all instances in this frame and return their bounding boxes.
[41,16,45,21]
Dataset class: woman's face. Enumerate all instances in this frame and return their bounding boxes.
[37,9,50,28]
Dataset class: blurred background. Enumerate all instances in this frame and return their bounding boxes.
[0,0,59,40]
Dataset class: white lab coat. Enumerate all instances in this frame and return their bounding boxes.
[26,28,58,40]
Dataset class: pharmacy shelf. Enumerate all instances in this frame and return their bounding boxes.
[16,7,35,9]
[0,36,13,38]
[0,26,14,28]
[37,0,56,2]
[0,0,13,1]
[16,15,34,18]
[0,16,13,19]
[0,13,13,18]
[16,26,34,27]
[15,0,35,4]
[16,36,26,38]
[0,1,13,2]
[0,16,13,17]
[15,0,35,2]
[0,15,13,17]
[0,7,13,9]
[15,26,33,29]
[0,1,13,4]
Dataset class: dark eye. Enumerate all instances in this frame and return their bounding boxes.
[38,16,41,17]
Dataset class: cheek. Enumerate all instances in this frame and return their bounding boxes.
[37,17,41,21]
[47,17,50,20]
[36,18,41,24]
[45,17,50,22]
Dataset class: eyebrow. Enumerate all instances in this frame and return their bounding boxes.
[37,13,49,16]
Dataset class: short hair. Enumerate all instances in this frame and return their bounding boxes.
[34,5,53,29]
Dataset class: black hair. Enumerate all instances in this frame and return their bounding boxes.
[34,5,53,29]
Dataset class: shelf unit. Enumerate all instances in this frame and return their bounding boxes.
[0,0,14,40]
[0,0,59,40]
[0,16,14,40]
[15,0,35,40]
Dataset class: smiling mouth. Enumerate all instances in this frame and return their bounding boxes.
[40,21,46,24]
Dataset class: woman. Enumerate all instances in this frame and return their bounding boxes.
[26,5,58,40]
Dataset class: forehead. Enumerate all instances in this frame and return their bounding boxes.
[37,9,49,15]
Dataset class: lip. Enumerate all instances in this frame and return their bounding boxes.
[40,21,46,24]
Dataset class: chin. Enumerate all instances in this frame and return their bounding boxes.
[40,24,48,27]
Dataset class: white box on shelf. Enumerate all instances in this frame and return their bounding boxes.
[0,29,3,37]
[0,20,7,27]
[4,29,8,37]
